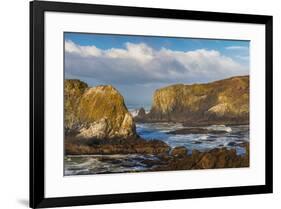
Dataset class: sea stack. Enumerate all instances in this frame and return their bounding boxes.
[64,80,136,139]
[136,75,249,126]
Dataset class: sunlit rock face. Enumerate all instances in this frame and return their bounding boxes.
[64,80,136,139]
[138,75,249,125]
[64,79,88,130]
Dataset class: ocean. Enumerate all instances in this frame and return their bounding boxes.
[64,106,249,175]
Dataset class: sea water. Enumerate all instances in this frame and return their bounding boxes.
[65,107,249,175]
[136,123,249,155]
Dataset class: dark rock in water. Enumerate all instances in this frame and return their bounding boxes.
[158,153,172,161]
[171,146,188,158]
[238,142,249,148]
[135,75,249,126]
[193,141,202,144]
[204,139,216,142]
[151,142,249,171]
[142,158,165,167]
[168,127,228,135]
[227,141,238,147]
[137,107,146,118]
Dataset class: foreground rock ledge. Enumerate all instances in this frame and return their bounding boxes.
[152,143,249,171]
[65,137,249,170]
[65,136,170,155]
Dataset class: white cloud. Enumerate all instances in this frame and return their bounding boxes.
[106,42,154,63]
[226,46,249,50]
[65,40,102,57]
[65,40,249,85]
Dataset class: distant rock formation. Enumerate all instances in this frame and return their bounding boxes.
[136,76,249,125]
[137,107,146,117]
[64,80,136,139]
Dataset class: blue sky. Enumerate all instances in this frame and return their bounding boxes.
[64,32,249,106]
[65,32,249,65]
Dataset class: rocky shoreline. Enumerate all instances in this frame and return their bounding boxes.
[65,135,170,155]
[64,78,250,173]
[167,127,229,135]
[151,143,249,171]
[65,134,249,171]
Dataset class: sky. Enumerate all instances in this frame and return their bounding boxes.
[64,32,250,107]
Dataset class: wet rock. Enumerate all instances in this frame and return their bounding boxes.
[65,136,170,155]
[150,142,249,172]
[137,107,146,118]
[227,141,238,147]
[171,146,188,157]
[238,142,249,147]
[193,141,202,144]
[168,127,228,135]
[191,149,201,159]
[196,153,216,169]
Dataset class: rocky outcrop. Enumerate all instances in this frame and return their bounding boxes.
[136,76,249,125]
[137,108,146,118]
[64,79,88,130]
[65,136,170,155]
[65,80,136,139]
[168,127,228,135]
[65,135,249,170]
[171,146,188,158]
[153,143,249,171]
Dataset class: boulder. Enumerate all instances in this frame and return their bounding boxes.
[151,143,249,172]
[197,153,216,169]
[171,146,188,157]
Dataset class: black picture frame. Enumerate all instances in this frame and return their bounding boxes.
[30,1,273,208]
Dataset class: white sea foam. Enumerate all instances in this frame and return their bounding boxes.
[206,125,232,132]
[129,109,139,117]
[129,109,151,117]
[65,123,249,175]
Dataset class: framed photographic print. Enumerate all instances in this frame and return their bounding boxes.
[30,0,273,208]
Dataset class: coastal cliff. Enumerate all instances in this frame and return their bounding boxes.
[64,79,88,130]
[136,75,249,125]
[64,79,249,171]
[64,80,136,139]
[64,79,169,155]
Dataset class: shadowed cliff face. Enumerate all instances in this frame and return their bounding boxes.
[137,76,249,125]
[64,80,136,139]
